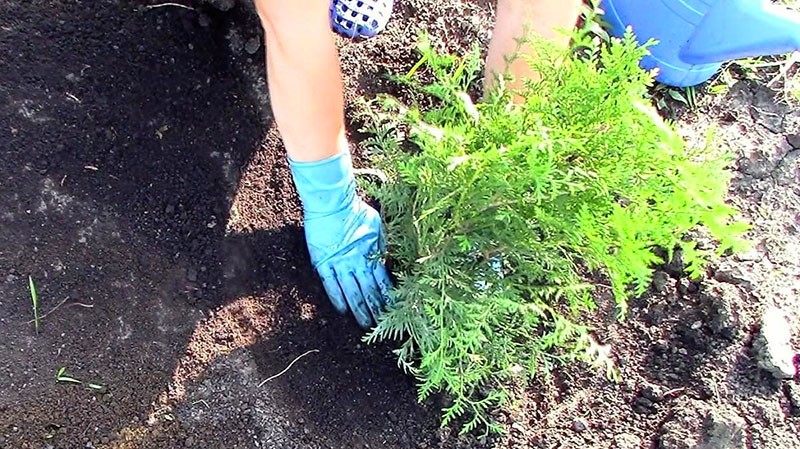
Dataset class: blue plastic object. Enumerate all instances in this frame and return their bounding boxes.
[331,0,394,39]
[602,0,800,87]
[289,151,393,329]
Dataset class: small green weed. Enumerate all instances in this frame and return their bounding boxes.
[652,84,698,111]
[29,276,40,334]
[361,29,747,435]
[55,367,82,385]
[56,367,105,392]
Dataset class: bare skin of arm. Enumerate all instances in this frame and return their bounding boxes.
[253,0,581,163]
[486,0,583,94]
[254,0,347,162]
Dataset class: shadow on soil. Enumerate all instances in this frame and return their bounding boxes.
[0,2,443,448]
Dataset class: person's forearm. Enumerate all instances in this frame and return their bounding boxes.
[255,0,347,162]
[486,0,582,94]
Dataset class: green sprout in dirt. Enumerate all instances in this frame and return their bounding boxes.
[56,367,105,392]
[654,84,698,110]
[360,29,747,435]
[29,276,40,334]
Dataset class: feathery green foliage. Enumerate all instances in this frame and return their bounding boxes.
[361,29,747,435]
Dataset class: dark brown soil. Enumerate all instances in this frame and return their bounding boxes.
[1,1,799,449]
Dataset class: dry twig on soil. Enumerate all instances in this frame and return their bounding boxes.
[144,3,196,11]
[258,349,320,387]
[24,296,70,325]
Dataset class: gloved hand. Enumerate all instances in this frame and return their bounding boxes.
[289,151,393,328]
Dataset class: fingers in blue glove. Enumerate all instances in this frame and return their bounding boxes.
[318,265,349,316]
[338,272,374,329]
[372,230,393,304]
[356,268,385,324]
[372,261,394,305]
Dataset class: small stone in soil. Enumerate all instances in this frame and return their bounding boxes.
[615,433,642,449]
[788,133,800,149]
[702,282,742,340]
[245,37,261,55]
[734,239,766,261]
[703,407,746,449]
[686,282,699,294]
[640,383,665,402]
[651,270,671,293]
[753,307,797,379]
[738,152,773,178]
[785,382,800,417]
[713,267,751,287]
[634,396,657,414]
[572,418,588,432]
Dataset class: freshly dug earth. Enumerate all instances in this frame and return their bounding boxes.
[0,1,798,449]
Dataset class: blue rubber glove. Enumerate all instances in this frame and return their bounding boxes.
[289,151,393,328]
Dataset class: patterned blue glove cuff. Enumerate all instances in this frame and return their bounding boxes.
[330,0,394,39]
[288,151,357,217]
